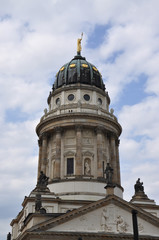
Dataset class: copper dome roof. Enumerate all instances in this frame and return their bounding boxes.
[52,54,105,91]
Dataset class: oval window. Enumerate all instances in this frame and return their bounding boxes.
[68,94,74,101]
[98,98,102,105]
[56,98,60,105]
[84,94,90,101]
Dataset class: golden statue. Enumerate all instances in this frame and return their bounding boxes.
[77,32,83,54]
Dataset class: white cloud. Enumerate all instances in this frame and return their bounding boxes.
[119,95,159,202]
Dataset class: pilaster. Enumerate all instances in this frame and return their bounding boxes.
[110,133,118,184]
[96,127,103,177]
[54,127,62,179]
[41,133,48,174]
[37,138,42,179]
[105,131,110,163]
[75,125,82,176]
[116,139,121,185]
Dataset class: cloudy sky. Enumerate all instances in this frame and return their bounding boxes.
[1,0,159,238]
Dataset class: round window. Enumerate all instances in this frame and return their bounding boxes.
[83,94,90,101]
[56,98,61,105]
[68,94,74,101]
[98,98,102,105]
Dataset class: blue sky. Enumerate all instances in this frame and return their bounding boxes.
[0,0,159,239]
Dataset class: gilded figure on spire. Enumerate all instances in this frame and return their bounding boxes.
[77,32,83,54]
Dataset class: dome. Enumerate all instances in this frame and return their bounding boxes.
[52,54,105,91]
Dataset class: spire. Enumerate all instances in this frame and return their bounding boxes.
[77,32,83,55]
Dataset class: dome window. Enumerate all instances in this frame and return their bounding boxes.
[69,64,76,68]
[82,64,88,68]
[56,98,61,105]
[68,94,74,101]
[83,94,90,101]
[98,98,102,105]
[93,66,98,72]
[60,66,65,71]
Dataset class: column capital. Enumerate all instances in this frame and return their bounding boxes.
[75,124,82,131]
[38,139,42,147]
[110,132,117,140]
[116,139,120,146]
[40,132,48,139]
[95,126,103,134]
[54,127,62,134]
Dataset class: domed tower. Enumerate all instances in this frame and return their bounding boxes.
[10,38,159,240]
[36,36,123,200]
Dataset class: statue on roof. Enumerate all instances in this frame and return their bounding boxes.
[77,32,83,54]
[36,171,49,189]
[134,178,144,193]
[7,232,11,240]
[105,163,113,186]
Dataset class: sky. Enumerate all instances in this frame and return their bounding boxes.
[0,0,159,239]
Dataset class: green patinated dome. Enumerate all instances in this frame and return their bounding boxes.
[52,54,105,91]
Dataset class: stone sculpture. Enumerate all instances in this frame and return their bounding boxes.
[37,171,49,189]
[105,163,113,186]
[134,178,144,193]
[84,160,91,175]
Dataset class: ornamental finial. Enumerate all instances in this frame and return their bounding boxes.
[77,32,83,55]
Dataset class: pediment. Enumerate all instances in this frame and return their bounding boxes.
[64,151,76,157]
[82,151,94,157]
[30,195,159,237]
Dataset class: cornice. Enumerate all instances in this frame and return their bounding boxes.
[36,112,122,137]
[29,195,159,232]
[50,83,110,98]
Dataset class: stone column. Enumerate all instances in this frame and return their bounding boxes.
[96,127,103,177]
[116,139,121,185]
[37,138,42,179]
[110,133,118,184]
[76,125,82,176]
[54,127,62,179]
[41,133,48,174]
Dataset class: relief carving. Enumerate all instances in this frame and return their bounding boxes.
[101,208,108,231]
[138,222,144,233]
[83,138,92,144]
[83,130,92,137]
[79,215,87,221]
[115,215,128,233]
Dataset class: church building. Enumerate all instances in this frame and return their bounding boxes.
[10,36,159,240]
